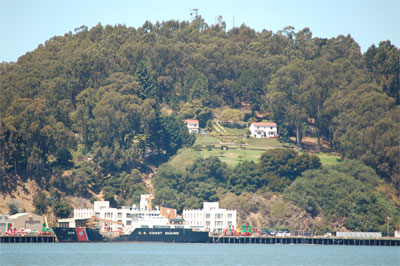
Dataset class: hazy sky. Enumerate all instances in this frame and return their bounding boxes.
[1,0,399,62]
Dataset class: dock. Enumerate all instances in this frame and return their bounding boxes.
[209,236,400,246]
[0,235,56,243]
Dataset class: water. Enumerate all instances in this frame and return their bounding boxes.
[0,243,399,266]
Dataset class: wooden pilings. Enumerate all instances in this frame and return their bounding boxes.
[209,236,400,246]
[0,235,56,243]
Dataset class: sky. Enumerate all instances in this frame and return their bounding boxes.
[1,0,399,62]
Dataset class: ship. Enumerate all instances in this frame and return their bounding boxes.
[53,226,104,242]
[53,195,209,243]
[108,225,209,243]
[53,221,209,243]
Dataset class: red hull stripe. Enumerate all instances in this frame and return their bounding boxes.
[76,227,89,242]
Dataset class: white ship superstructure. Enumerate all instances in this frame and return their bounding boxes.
[74,194,169,234]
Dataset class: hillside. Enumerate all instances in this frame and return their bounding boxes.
[0,20,399,232]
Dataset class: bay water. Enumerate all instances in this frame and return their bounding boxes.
[1,242,399,266]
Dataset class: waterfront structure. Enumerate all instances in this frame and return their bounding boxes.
[183,202,237,233]
[249,122,278,138]
[73,195,169,232]
[184,119,200,134]
[0,213,43,234]
[54,194,209,243]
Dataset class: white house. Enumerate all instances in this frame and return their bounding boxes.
[183,202,237,233]
[184,119,200,134]
[249,122,278,138]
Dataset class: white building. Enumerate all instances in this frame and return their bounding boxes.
[183,202,236,233]
[184,119,200,134]
[249,122,278,138]
[72,195,168,233]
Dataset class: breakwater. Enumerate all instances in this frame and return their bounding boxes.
[209,235,400,246]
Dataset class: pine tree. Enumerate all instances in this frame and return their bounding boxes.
[136,60,157,100]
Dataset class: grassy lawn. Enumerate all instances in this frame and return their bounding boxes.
[167,148,202,171]
[317,153,342,165]
[224,127,248,135]
[197,148,265,166]
[194,135,220,145]
[246,138,293,149]
[170,135,341,169]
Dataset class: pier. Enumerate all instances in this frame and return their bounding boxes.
[0,235,56,243]
[209,236,400,246]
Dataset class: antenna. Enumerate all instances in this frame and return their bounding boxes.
[190,6,199,20]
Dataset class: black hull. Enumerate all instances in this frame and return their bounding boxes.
[54,227,209,243]
[121,228,209,243]
[53,227,104,242]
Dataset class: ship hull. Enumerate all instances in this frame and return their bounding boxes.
[121,227,209,243]
[54,227,209,243]
[53,227,104,242]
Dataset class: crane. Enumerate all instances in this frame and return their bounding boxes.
[86,216,125,233]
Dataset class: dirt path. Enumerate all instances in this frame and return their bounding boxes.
[290,137,334,153]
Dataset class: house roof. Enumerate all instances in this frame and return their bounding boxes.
[184,119,199,124]
[252,122,277,127]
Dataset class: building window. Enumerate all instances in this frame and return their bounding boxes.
[228,214,232,219]
[126,221,131,225]
[205,213,210,219]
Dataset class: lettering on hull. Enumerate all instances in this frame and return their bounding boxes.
[165,232,179,235]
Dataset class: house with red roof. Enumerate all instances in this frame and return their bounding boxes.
[184,119,200,134]
[249,122,278,138]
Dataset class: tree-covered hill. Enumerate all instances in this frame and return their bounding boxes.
[0,19,399,231]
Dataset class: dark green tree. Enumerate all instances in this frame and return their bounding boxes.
[258,148,321,191]
[159,114,195,156]
[53,200,72,218]
[8,202,19,215]
[364,41,400,104]
[33,191,49,215]
[136,60,157,100]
